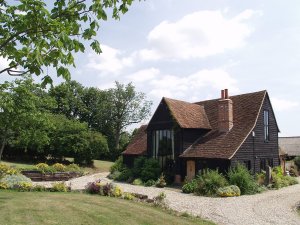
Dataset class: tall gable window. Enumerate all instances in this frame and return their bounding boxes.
[152,130,174,168]
[264,110,269,141]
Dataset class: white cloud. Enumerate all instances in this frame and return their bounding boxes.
[126,68,160,83]
[128,68,239,101]
[139,9,260,61]
[271,98,299,111]
[86,45,134,74]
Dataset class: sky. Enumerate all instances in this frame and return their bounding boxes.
[1,0,300,136]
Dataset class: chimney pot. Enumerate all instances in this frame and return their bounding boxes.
[221,90,225,99]
[224,89,229,99]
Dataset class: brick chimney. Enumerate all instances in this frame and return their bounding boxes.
[218,89,233,132]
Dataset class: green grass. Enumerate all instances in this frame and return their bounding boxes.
[0,191,214,225]
[1,159,114,174]
[83,160,114,174]
[1,160,36,170]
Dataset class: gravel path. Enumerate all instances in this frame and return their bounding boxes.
[34,174,300,225]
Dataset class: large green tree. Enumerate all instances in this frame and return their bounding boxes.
[0,77,51,160]
[0,0,134,83]
[107,82,152,156]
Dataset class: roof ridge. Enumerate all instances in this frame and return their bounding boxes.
[194,90,267,104]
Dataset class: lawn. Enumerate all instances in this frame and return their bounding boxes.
[1,159,114,174]
[0,191,214,225]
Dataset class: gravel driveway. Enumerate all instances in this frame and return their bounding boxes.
[35,173,300,225]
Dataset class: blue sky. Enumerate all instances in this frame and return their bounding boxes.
[1,0,300,136]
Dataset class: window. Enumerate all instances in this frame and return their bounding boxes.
[263,110,269,141]
[260,159,266,171]
[244,160,251,170]
[152,130,174,168]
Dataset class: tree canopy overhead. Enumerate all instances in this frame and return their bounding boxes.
[0,0,134,84]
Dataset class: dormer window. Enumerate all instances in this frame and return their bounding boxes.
[264,110,269,141]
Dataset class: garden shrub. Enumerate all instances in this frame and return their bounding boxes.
[256,172,266,186]
[52,163,66,172]
[123,192,134,200]
[153,192,167,207]
[289,165,299,177]
[182,179,197,194]
[0,163,18,179]
[115,167,133,182]
[14,181,33,192]
[217,185,241,197]
[140,158,160,182]
[0,174,32,189]
[66,163,81,172]
[294,156,300,169]
[132,178,143,186]
[32,185,47,192]
[99,183,114,196]
[271,167,298,189]
[111,185,123,197]
[110,156,125,173]
[108,171,121,180]
[195,169,227,196]
[85,179,101,194]
[228,164,259,195]
[145,179,156,187]
[51,182,68,192]
[35,163,49,172]
[156,173,167,188]
[132,157,146,178]
[0,182,8,189]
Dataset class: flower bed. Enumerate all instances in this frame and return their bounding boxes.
[21,170,81,181]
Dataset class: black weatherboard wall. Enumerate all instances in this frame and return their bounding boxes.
[231,93,279,173]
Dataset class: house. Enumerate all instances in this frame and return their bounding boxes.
[123,89,280,182]
[279,137,300,158]
[279,137,300,171]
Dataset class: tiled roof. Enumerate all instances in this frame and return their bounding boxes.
[122,125,147,155]
[180,90,267,159]
[164,97,211,129]
[279,137,300,156]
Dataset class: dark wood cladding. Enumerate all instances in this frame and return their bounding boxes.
[232,93,279,173]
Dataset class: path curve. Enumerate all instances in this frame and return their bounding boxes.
[34,174,300,225]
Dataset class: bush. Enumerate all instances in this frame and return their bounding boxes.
[145,179,156,187]
[115,168,133,182]
[140,158,161,182]
[195,169,227,196]
[294,156,300,169]
[111,185,123,197]
[289,165,299,177]
[271,167,298,189]
[0,163,18,179]
[228,164,259,195]
[35,163,49,173]
[217,185,241,197]
[132,157,146,178]
[256,172,266,186]
[14,181,33,192]
[108,171,121,180]
[132,178,143,186]
[153,192,167,207]
[0,174,32,189]
[85,179,101,194]
[123,192,134,200]
[32,185,47,192]
[66,163,81,172]
[182,179,197,194]
[99,183,114,196]
[52,163,66,172]
[156,173,167,188]
[110,156,125,173]
[51,182,68,192]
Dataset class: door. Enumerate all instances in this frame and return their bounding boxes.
[186,160,195,181]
